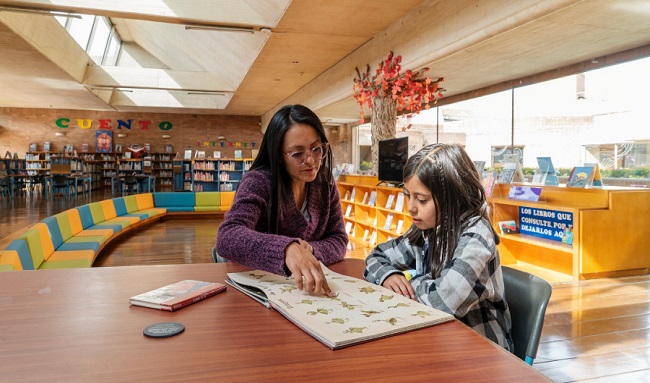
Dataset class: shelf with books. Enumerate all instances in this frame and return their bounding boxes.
[337,175,411,248]
[488,182,650,280]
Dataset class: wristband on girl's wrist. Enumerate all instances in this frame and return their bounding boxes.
[402,269,417,281]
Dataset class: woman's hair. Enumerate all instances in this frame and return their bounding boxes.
[250,104,333,233]
[403,143,498,277]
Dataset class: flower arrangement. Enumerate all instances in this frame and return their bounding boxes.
[353,51,445,125]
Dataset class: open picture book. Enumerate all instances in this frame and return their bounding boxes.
[225,265,454,350]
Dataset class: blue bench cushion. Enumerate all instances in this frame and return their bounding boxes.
[154,192,195,208]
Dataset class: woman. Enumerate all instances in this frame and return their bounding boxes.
[363,144,512,350]
[216,104,348,296]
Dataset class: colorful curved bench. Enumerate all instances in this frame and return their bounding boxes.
[0,191,234,271]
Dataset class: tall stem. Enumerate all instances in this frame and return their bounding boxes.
[371,96,398,174]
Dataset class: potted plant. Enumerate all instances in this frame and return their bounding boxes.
[353,52,445,172]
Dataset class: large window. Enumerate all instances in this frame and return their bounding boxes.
[357,56,650,178]
[56,14,122,66]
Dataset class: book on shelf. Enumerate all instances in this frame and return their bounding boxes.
[368,191,377,206]
[498,220,520,235]
[234,150,242,159]
[129,280,227,311]
[362,229,370,241]
[345,205,352,217]
[29,143,37,152]
[394,193,405,212]
[385,194,395,210]
[383,213,394,231]
[166,144,173,153]
[481,171,497,198]
[396,219,404,234]
[566,166,595,188]
[43,142,50,152]
[497,154,524,184]
[473,160,486,173]
[533,157,559,186]
[345,221,353,234]
[225,265,454,350]
[583,162,603,187]
[350,188,356,201]
[361,191,368,205]
[344,190,350,200]
[184,149,193,160]
[81,143,89,153]
[507,185,542,202]
[369,230,377,246]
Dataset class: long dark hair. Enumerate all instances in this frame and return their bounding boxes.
[250,104,333,234]
[403,144,498,277]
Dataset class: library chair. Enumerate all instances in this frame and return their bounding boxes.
[211,246,229,263]
[51,175,72,198]
[0,176,11,198]
[502,267,552,365]
[122,175,139,195]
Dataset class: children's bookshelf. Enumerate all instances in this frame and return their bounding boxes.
[337,175,412,248]
[488,182,650,281]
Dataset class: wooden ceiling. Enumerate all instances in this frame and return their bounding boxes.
[0,0,649,128]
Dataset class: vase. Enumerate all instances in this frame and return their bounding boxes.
[370,96,398,173]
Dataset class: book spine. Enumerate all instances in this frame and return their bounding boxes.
[169,287,225,311]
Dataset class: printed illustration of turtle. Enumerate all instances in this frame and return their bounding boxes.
[326,318,349,325]
[248,273,265,279]
[344,279,357,283]
[340,301,357,310]
[297,299,315,305]
[325,293,340,301]
[307,308,333,316]
[359,286,377,294]
[280,285,298,293]
[361,309,382,317]
[412,310,432,318]
[344,327,367,334]
[373,317,399,326]
[379,294,393,302]
[388,302,410,309]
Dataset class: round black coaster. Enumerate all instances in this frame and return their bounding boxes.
[143,322,185,338]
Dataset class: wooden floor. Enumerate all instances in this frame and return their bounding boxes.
[2,189,650,382]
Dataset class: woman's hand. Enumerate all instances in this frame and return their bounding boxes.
[284,241,333,296]
[382,274,416,300]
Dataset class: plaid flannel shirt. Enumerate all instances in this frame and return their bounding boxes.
[363,217,513,351]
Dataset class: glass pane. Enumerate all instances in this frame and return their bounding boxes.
[67,14,95,51]
[88,17,111,64]
[103,31,121,66]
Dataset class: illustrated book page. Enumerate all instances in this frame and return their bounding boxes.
[498,220,520,234]
[226,265,454,350]
[129,280,227,311]
[566,166,595,188]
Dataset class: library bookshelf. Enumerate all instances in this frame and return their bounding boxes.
[489,183,650,281]
[337,175,411,248]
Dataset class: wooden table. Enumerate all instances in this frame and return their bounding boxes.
[0,260,551,382]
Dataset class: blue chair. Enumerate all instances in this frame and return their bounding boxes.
[502,267,552,365]
[51,175,72,198]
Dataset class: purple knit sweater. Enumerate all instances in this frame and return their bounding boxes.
[216,169,348,275]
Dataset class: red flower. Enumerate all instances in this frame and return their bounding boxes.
[353,51,445,123]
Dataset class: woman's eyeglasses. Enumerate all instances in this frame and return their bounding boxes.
[283,143,329,166]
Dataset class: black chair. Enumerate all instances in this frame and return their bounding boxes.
[51,175,72,198]
[0,176,11,198]
[502,267,552,365]
[123,175,139,195]
[211,246,228,263]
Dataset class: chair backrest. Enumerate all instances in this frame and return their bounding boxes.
[502,267,552,365]
[124,175,137,184]
[52,175,68,186]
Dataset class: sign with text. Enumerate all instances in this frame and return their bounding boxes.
[518,206,573,243]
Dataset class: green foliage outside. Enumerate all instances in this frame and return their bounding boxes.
[360,160,372,171]
[488,166,650,179]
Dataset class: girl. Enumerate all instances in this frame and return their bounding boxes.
[216,104,347,296]
[363,144,512,350]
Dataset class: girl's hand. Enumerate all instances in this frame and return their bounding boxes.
[284,242,333,296]
[382,274,416,300]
